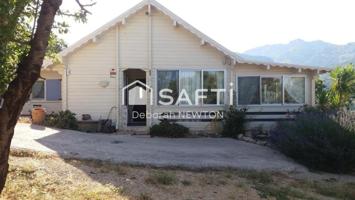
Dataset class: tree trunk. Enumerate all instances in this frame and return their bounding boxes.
[0,0,62,193]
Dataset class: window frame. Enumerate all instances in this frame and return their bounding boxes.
[155,68,226,107]
[30,79,62,102]
[236,75,307,106]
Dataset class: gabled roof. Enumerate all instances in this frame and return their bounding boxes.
[60,0,332,72]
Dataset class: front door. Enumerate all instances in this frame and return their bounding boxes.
[123,69,147,126]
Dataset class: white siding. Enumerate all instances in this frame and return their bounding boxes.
[66,27,117,121]
[119,9,149,68]
[151,8,225,67]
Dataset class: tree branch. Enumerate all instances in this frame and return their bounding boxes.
[75,0,96,15]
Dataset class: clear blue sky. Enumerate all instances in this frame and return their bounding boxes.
[60,0,355,52]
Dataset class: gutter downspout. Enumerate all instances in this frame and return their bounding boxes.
[63,57,69,110]
[115,24,120,130]
[148,3,153,127]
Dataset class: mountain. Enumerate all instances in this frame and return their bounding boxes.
[243,39,355,67]
[238,54,274,63]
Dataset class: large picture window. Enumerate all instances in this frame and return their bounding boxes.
[284,77,305,104]
[261,77,282,104]
[157,69,224,105]
[237,75,305,105]
[238,77,260,105]
[157,70,179,105]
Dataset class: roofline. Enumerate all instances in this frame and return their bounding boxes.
[60,0,243,62]
[59,0,331,72]
[238,58,332,72]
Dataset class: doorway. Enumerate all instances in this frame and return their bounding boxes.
[123,69,147,126]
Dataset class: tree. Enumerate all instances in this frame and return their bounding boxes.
[330,64,355,108]
[315,79,330,110]
[0,0,93,193]
[315,64,355,109]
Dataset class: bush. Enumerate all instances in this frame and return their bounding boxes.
[145,171,177,185]
[270,108,355,173]
[44,110,79,130]
[221,106,247,138]
[149,119,189,138]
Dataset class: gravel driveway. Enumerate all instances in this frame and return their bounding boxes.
[12,123,306,172]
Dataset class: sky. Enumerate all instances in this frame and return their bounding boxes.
[60,0,355,52]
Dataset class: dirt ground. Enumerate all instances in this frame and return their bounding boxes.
[1,150,355,200]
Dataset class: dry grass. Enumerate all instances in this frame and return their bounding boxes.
[1,149,355,200]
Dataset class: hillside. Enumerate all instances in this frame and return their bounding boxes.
[243,39,355,67]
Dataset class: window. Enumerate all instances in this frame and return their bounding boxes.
[46,80,62,101]
[157,69,225,105]
[32,80,45,99]
[238,77,260,105]
[157,70,179,105]
[261,77,282,104]
[203,71,224,105]
[237,75,305,105]
[284,77,305,104]
[31,79,62,101]
[180,70,201,105]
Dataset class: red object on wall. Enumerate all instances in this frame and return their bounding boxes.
[110,68,116,77]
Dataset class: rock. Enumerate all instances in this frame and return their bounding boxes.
[237,134,244,139]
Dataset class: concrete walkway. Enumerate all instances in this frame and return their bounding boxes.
[12,123,307,172]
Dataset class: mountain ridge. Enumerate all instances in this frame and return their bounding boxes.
[242,39,355,67]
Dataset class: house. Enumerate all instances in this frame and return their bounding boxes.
[22,0,330,132]
[22,60,63,115]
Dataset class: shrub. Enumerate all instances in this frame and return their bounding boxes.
[44,110,79,130]
[149,119,189,138]
[270,109,355,173]
[145,171,177,185]
[221,106,247,138]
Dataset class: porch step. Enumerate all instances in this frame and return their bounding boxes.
[118,126,149,135]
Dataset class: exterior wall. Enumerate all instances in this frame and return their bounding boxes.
[119,9,149,68]
[151,7,225,67]
[65,27,117,122]
[21,69,63,116]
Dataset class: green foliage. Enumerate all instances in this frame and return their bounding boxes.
[44,110,79,130]
[315,79,330,109]
[0,0,31,95]
[0,0,91,95]
[316,65,355,109]
[145,171,178,185]
[270,109,355,173]
[149,119,189,138]
[329,64,355,108]
[221,106,247,138]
